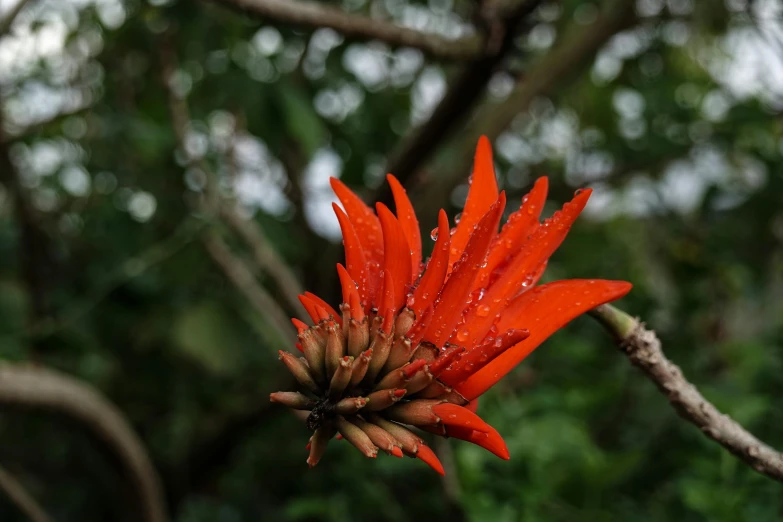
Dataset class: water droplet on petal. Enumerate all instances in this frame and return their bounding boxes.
[430,227,439,241]
[476,305,491,317]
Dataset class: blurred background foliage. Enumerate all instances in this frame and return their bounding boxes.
[0,0,782,520]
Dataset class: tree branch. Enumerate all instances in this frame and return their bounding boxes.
[0,0,34,35]
[204,0,483,61]
[219,206,307,319]
[378,0,543,204]
[0,364,169,521]
[590,304,783,483]
[0,464,53,522]
[202,231,297,347]
[411,0,635,223]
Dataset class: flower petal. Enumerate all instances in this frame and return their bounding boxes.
[415,443,445,476]
[455,279,633,400]
[377,203,412,311]
[387,174,422,279]
[422,194,505,347]
[330,178,383,309]
[448,136,499,272]
[454,189,592,348]
[444,425,509,460]
[474,176,548,291]
[408,209,450,320]
[304,291,341,326]
[333,203,368,310]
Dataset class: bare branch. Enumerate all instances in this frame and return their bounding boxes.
[219,206,307,319]
[409,0,635,223]
[204,0,483,61]
[0,464,53,522]
[202,231,297,347]
[590,304,783,483]
[0,0,34,35]
[468,0,636,144]
[0,364,169,521]
[379,0,544,202]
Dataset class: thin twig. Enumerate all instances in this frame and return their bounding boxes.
[412,0,636,223]
[379,0,543,204]
[219,206,307,318]
[202,231,296,346]
[0,364,169,522]
[204,0,483,61]
[0,464,53,522]
[0,0,34,35]
[590,304,783,483]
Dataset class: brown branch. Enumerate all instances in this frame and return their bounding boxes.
[467,0,636,144]
[204,0,483,61]
[0,0,34,35]
[379,0,544,204]
[0,464,53,522]
[411,0,635,222]
[202,231,297,347]
[219,206,307,319]
[0,364,169,521]
[590,304,783,483]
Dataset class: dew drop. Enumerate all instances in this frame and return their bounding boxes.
[456,328,470,342]
[430,227,439,241]
[454,212,462,224]
[476,305,491,318]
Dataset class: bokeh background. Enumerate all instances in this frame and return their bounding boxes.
[0,0,782,520]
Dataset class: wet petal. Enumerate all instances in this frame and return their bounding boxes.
[422,194,506,347]
[408,209,450,320]
[377,203,412,311]
[333,203,368,309]
[387,174,422,279]
[474,176,548,291]
[455,279,633,400]
[455,189,592,348]
[448,135,499,271]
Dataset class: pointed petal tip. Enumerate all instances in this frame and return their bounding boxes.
[391,446,404,458]
[416,444,445,476]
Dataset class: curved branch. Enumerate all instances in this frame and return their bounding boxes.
[0,464,53,522]
[590,304,783,483]
[379,0,543,203]
[205,0,482,61]
[0,364,169,522]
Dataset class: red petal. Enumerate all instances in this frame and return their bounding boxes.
[444,425,509,460]
[330,178,383,310]
[408,209,450,320]
[298,294,321,323]
[422,194,506,347]
[465,399,479,413]
[305,292,341,326]
[379,269,396,335]
[439,328,530,386]
[377,203,412,311]
[454,189,592,348]
[387,174,422,280]
[432,403,492,433]
[415,444,445,476]
[427,345,465,376]
[291,318,309,334]
[336,264,364,322]
[455,279,633,400]
[333,203,368,309]
[448,136,499,272]
[474,176,548,291]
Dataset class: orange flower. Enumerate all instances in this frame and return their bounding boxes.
[271,137,631,475]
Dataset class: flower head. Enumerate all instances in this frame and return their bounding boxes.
[271,137,631,474]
